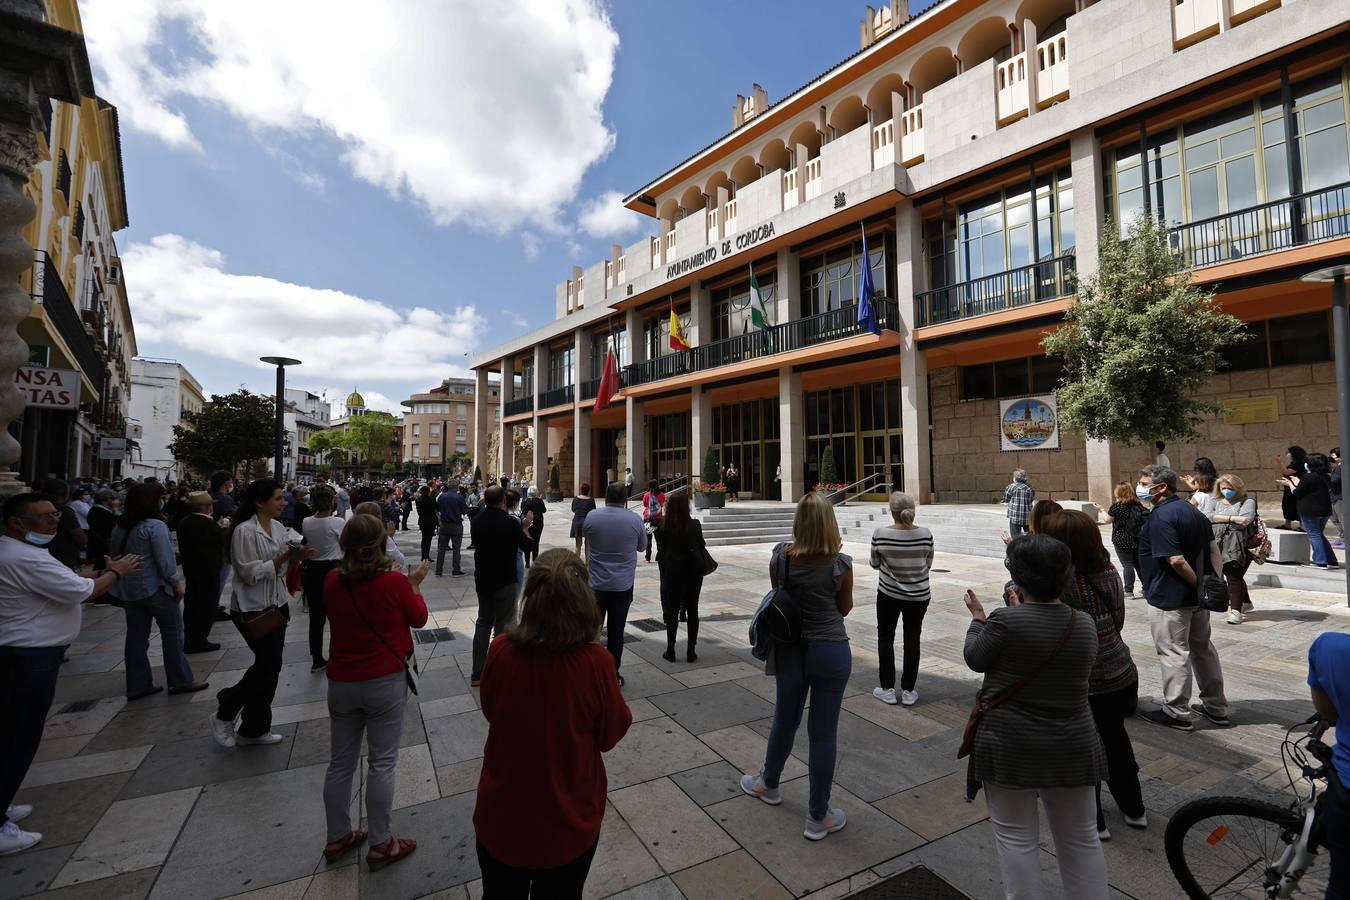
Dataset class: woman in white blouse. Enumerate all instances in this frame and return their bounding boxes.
[212,479,312,749]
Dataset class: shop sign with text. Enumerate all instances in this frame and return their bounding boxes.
[15,366,79,410]
[665,222,777,280]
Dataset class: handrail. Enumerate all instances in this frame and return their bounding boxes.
[916,252,1075,327]
[627,473,692,508]
[827,471,889,506]
[1166,180,1350,269]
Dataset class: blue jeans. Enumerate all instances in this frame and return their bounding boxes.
[0,648,63,825]
[124,587,196,695]
[761,639,852,820]
[1302,516,1338,566]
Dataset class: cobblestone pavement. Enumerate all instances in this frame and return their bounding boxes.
[5,502,1346,899]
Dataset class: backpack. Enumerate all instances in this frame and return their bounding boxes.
[749,549,802,661]
[646,493,662,521]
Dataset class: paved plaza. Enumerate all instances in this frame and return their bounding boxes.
[3,503,1347,900]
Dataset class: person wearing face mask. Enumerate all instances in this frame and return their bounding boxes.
[0,494,142,855]
[1209,475,1257,625]
[1135,465,1228,732]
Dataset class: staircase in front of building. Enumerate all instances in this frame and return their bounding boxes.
[695,502,1013,550]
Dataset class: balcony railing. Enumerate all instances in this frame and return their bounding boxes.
[1036,33,1069,107]
[56,150,71,200]
[1173,0,1221,47]
[537,384,574,409]
[579,369,629,402]
[900,105,925,165]
[997,55,1030,124]
[804,158,823,201]
[624,299,899,388]
[782,169,800,211]
[723,198,737,234]
[706,207,719,244]
[872,120,895,170]
[916,252,1077,327]
[32,251,102,383]
[504,395,534,417]
[1167,181,1350,270]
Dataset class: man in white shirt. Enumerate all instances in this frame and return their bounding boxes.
[0,493,141,856]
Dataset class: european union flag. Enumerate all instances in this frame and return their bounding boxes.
[858,224,881,336]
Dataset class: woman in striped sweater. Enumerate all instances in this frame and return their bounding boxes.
[870,492,934,707]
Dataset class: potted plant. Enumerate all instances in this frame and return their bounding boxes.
[694,447,726,509]
[547,463,563,502]
[816,446,847,506]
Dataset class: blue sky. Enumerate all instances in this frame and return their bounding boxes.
[88,1,914,413]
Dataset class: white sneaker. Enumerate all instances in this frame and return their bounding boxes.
[873,687,897,705]
[900,690,919,707]
[234,732,283,746]
[1226,609,1244,625]
[5,805,31,824]
[804,807,847,841]
[0,821,41,855]
[1125,813,1148,829]
[210,713,236,748]
[739,774,782,805]
[1240,600,1254,613]
[1098,826,1111,841]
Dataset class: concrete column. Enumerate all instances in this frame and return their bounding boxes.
[690,280,711,348]
[625,396,646,487]
[775,246,799,324]
[1070,127,1120,505]
[533,344,546,398]
[895,201,932,502]
[690,384,713,486]
[531,416,548,492]
[716,186,730,240]
[472,367,490,477]
[497,419,510,481]
[573,405,592,496]
[779,367,804,501]
[1023,20,1039,117]
[624,306,644,366]
[574,326,592,387]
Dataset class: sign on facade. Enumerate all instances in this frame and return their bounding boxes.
[999,395,1060,452]
[15,366,79,410]
[98,438,127,460]
[26,344,48,367]
[1221,395,1279,425]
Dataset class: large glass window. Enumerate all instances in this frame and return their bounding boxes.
[1220,311,1333,370]
[712,270,775,341]
[803,380,902,496]
[548,345,574,390]
[709,399,780,497]
[643,298,687,359]
[648,412,689,482]
[588,328,626,379]
[798,232,894,318]
[960,355,1064,401]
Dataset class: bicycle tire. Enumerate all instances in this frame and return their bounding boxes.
[1164,795,1307,899]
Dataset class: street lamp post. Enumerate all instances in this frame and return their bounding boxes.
[260,357,301,482]
[1300,265,1350,606]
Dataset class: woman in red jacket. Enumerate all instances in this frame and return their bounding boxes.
[473,549,632,897]
[319,513,429,871]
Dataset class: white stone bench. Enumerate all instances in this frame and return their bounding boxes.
[1266,529,1311,564]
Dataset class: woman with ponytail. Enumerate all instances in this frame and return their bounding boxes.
[320,513,429,872]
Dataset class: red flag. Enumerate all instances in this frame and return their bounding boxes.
[593,345,621,412]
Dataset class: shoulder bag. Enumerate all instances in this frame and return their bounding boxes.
[958,607,1078,759]
[343,580,420,695]
[239,605,287,643]
[694,525,718,576]
[1194,548,1229,613]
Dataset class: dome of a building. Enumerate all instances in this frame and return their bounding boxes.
[345,390,365,409]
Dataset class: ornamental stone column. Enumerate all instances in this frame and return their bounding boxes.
[0,1,93,497]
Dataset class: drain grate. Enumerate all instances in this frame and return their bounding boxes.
[849,866,969,899]
[57,700,97,714]
[703,612,751,622]
[414,627,456,644]
[601,629,643,644]
[628,618,666,633]
[931,568,951,573]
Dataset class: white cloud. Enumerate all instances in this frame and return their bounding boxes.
[577,189,643,240]
[83,0,620,232]
[122,234,485,386]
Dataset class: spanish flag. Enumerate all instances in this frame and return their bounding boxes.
[669,302,690,351]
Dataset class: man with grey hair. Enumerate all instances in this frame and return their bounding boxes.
[1003,469,1035,539]
[1136,464,1228,732]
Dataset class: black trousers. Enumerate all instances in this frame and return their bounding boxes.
[182,565,220,649]
[302,560,339,665]
[659,568,703,651]
[0,648,62,825]
[594,587,633,670]
[523,526,543,567]
[1089,680,1146,826]
[876,592,929,692]
[476,840,597,900]
[420,526,436,561]
[217,606,289,738]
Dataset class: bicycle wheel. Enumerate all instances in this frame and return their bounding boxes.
[1164,795,1325,898]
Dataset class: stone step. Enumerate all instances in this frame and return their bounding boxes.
[705,533,792,547]
[701,526,798,539]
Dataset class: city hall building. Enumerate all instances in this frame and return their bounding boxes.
[470,0,1350,506]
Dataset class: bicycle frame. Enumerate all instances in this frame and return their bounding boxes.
[1268,801,1319,898]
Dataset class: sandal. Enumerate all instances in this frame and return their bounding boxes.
[366,836,417,871]
[322,829,368,863]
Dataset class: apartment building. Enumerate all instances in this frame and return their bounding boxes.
[471,0,1350,504]
[401,377,501,476]
[126,357,204,482]
[284,389,332,483]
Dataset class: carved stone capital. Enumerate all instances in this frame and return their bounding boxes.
[0,122,39,180]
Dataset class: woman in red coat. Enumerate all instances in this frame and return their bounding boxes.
[473,549,632,898]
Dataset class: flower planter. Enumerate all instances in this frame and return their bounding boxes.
[694,491,726,509]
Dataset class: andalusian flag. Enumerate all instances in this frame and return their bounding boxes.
[749,265,772,330]
[669,301,690,351]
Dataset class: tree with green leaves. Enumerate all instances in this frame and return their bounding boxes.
[169,389,274,478]
[548,462,561,492]
[1042,215,1247,445]
[820,445,839,486]
[702,447,721,487]
[342,412,399,472]
[308,431,346,467]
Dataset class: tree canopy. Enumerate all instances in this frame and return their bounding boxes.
[169,390,275,477]
[1041,215,1247,445]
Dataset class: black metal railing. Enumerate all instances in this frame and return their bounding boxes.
[32,251,102,382]
[1167,181,1350,270]
[56,150,71,200]
[71,202,84,240]
[624,298,899,388]
[503,395,534,417]
[580,377,600,400]
[537,384,574,409]
[915,252,1076,327]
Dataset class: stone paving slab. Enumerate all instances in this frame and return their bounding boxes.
[608,777,738,874]
[53,785,199,888]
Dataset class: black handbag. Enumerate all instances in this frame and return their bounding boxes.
[1194,550,1229,613]
[697,544,719,576]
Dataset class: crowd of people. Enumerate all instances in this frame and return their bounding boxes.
[0,459,1345,899]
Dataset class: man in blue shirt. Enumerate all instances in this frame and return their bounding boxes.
[1308,631,1349,896]
[582,482,645,687]
[436,485,470,577]
[1137,464,1228,732]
